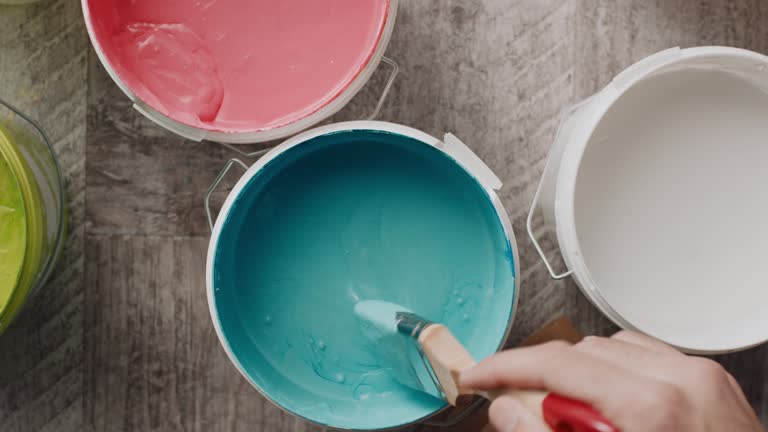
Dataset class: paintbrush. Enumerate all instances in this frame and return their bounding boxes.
[355,301,618,432]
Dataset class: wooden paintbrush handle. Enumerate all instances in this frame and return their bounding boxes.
[418,324,618,432]
[477,389,547,416]
[478,389,618,432]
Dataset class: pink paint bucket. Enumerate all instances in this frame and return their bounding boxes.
[82,0,398,143]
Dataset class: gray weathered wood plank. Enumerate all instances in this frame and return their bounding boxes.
[85,52,235,237]
[0,1,87,431]
[83,235,324,432]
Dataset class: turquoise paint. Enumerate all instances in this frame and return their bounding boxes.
[212,129,516,430]
[353,300,445,400]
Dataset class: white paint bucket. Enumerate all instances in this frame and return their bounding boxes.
[528,47,768,354]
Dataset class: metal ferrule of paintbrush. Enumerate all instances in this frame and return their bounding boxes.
[395,312,434,339]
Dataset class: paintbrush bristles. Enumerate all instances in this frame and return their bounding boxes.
[417,324,477,405]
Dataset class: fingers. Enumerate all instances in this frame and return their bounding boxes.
[718,369,761,429]
[488,396,549,432]
[610,330,682,355]
[460,341,651,411]
[465,332,760,432]
[726,373,748,403]
[460,342,569,390]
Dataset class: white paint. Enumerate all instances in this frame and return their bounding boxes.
[533,47,768,353]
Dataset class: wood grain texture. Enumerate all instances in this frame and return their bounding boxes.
[0,1,87,431]
[83,235,324,432]
[0,0,765,431]
[85,54,236,237]
[574,0,768,98]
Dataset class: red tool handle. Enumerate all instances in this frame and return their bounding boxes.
[542,393,619,432]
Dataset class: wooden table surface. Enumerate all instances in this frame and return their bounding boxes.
[0,1,766,431]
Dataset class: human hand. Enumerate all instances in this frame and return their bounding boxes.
[460,331,763,432]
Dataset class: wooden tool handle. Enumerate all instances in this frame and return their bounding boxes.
[418,324,618,432]
[477,389,548,416]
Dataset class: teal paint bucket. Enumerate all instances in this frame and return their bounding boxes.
[206,121,519,430]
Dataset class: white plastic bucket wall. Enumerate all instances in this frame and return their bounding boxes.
[530,47,768,354]
[82,2,399,144]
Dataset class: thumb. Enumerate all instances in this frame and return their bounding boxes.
[488,396,549,432]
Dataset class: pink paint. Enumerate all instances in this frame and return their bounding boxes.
[85,0,390,133]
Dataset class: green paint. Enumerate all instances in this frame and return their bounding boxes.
[0,124,46,333]
[212,130,516,430]
[0,145,26,319]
